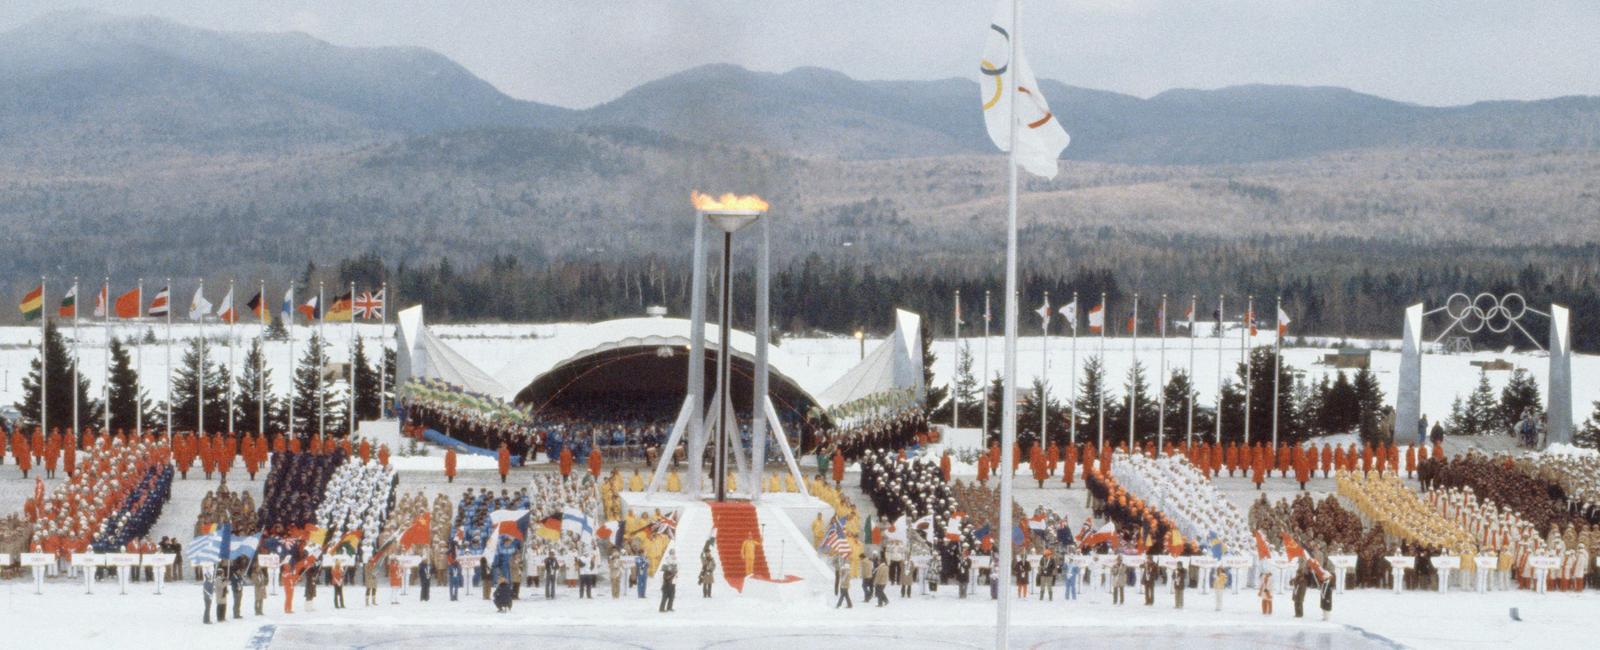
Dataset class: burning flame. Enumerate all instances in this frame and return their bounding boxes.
[691,191,768,213]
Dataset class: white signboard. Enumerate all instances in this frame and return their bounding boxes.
[1120,554,1145,567]
[1327,555,1358,569]
[20,553,56,567]
[256,555,283,569]
[1191,557,1219,569]
[396,554,424,569]
[1527,556,1560,570]
[1221,555,1253,569]
[1431,556,1461,571]
[141,553,177,568]
[330,554,358,568]
[1476,555,1499,571]
[1066,555,1091,567]
[107,553,141,567]
[1384,556,1415,570]
[1158,557,1188,569]
[70,553,102,568]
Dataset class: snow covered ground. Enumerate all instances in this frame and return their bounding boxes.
[3,570,1593,648]
[2,321,1595,431]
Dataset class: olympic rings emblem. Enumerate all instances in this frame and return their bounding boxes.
[1443,292,1526,334]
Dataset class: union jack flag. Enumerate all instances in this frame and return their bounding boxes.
[354,289,385,320]
[820,516,851,555]
[650,513,678,539]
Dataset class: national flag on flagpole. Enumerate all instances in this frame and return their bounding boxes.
[1087,303,1104,333]
[1080,521,1116,547]
[1059,300,1077,331]
[280,287,295,324]
[1185,304,1196,330]
[148,286,170,317]
[400,512,432,547]
[354,289,385,320]
[1027,512,1049,532]
[1034,297,1051,330]
[1126,315,1136,334]
[19,284,44,321]
[247,290,270,324]
[93,284,108,318]
[325,291,354,322]
[1246,308,1258,337]
[115,287,142,319]
[58,284,77,318]
[189,287,212,321]
[333,530,362,556]
[979,0,1070,179]
[184,533,221,565]
[1280,532,1305,560]
[1253,530,1273,560]
[944,514,965,543]
[821,516,851,555]
[1277,306,1292,338]
[227,534,261,561]
[298,294,321,322]
[561,507,595,537]
[651,513,679,539]
[216,287,237,323]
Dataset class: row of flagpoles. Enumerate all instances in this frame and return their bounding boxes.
[953,290,1296,450]
[15,277,390,440]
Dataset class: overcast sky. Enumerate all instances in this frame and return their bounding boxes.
[5,0,1599,109]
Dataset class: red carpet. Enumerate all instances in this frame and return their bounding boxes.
[706,501,779,592]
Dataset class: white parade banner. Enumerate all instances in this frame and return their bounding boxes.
[141,553,177,568]
[107,553,141,567]
[1384,556,1415,570]
[256,555,283,568]
[1221,555,1252,569]
[1431,556,1461,570]
[1327,555,1358,569]
[396,554,424,568]
[1190,557,1219,569]
[1527,556,1560,570]
[21,552,55,567]
[71,553,102,568]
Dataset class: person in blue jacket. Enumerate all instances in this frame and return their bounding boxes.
[635,554,650,598]
[448,559,463,601]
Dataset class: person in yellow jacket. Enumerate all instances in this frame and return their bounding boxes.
[812,513,827,547]
[629,470,645,492]
[741,534,761,577]
[666,471,681,493]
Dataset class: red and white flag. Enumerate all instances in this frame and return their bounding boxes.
[148,286,170,317]
[1087,303,1104,333]
[1080,521,1116,547]
[1277,306,1292,338]
[216,287,237,323]
[93,284,108,318]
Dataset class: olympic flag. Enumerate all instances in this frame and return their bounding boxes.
[980,0,1069,179]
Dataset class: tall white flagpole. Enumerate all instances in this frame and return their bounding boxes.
[378,281,388,419]
[228,278,236,436]
[953,289,961,430]
[1128,292,1138,451]
[1069,292,1078,446]
[318,281,326,438]
[102,278,111,435]
[1187,295,1197,449]
[198,279,206,436]
[349,281,357,434]
[1157,294,1167,455]
[165,278,172,438]
[135,279,143,436]
[258,280,266,436]
[1272,295,1282,451]
[982,290,991,438]
[996,0,1020,643]
[1040,290,1049,448]
[1214,295,1224,445]
[1243,295,1254,447]
[72,277,79,438]
[40,276,48,439]
[1098,292,1106,450]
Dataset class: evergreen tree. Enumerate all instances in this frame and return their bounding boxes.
[381,344,396,416]
[1461,370,1500,436]
[14,319,102,432]
[105,337,154,433]
[1160,369,1207,445]
[1321,371,1359,435]
[1239,348,1301,445]
[1017,378,1061,451]
[983,373,1004,445]
[352,338,381,425]
[1497,368,1542,432]
[1108,361,1158,446]
[1352,367,1387,447]
[291,333,346,437]
[1074,357,1110,446]
[921,323,949,418]
[1218,379,1247,445]
[234,338,287,435]
[1444,396,1468,436]
[1304,375,1331,437]
[950,343,982,427]
[169,338,229,434]
[1576,400,1600,450]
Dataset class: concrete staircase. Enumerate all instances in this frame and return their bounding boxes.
[707,501,776,591]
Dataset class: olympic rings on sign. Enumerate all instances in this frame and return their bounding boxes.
[1443,292,1526,334]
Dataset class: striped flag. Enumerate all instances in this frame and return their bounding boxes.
[820,516,851,555]
[247,290,271,324]
[93,284,108,318]
[184,533,221,565]
[148,286,170,317]
[216,287,237,323]
[324,291,354,322]
[58,284,76,318]
[651,513,678,539]
[19,284,43,321]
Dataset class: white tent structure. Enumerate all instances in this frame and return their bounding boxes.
[394,305,507,396]
[817,309,926,408]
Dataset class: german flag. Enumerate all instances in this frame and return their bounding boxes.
[246,290,271,324]
[333,529,362,556]
[324,291,354,322]
[19,284,43,321]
